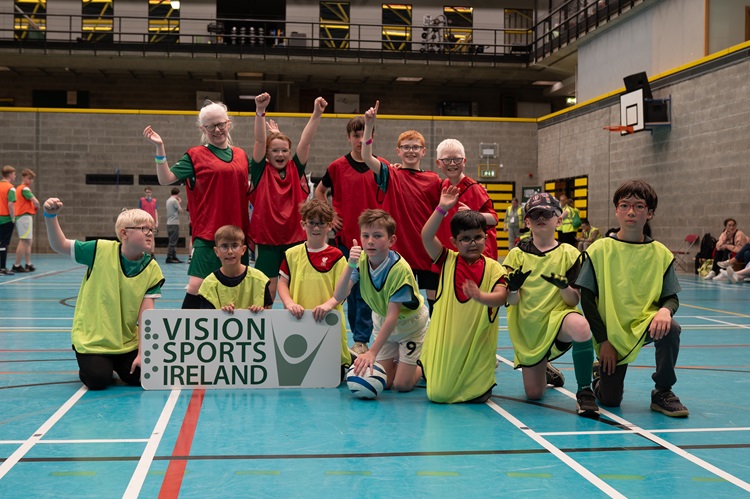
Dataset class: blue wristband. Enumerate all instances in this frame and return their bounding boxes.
[43,212,57,218]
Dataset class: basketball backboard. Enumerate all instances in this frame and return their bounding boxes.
[620,88,645,134]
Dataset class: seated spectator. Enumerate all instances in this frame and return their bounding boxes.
[717,242,750,270]
[576,218,601,252]
[705,218,748,280]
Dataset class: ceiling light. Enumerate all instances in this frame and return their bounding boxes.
[533,80,560,86]
[170,1,180,9]
[395,77,422,83]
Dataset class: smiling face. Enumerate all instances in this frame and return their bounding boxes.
[200,107,232,148]
[267,137,292,170]
[396,138,426,169]
[359,223,395,267]
[436,146,466,182]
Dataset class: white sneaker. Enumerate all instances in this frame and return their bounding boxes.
[713,271,727,281]
[703,271,716,280]
[726,267,740,284]
[717,260,732,269]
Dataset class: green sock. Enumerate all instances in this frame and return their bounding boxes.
[572,339,594,391]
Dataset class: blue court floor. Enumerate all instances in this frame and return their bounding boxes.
[1,254,749,498]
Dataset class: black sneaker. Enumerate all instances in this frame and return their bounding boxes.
[25,264,36,272]
[11,265,27,273]
[650,389,689,417]
[0,268,14,275]
[576,387,600,417]
[546,363,565,387]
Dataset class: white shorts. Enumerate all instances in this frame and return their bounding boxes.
[15,216,33,240]
[371,304,428,365]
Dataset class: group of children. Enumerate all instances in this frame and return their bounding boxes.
[42,97,689,421]
[0,166,40,275]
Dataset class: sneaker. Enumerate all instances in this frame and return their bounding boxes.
[25,264,35,272]
[703,270,716,280]
[172,258,184,263]
[576,387,600,417]
[545,363,565,387]
[726,267,741,284]
[11,265,27,273]
[713,270,727,281]
[717,260,732,269]
[0,268,12,275]
[165,258,178,264]
[349,342,369,356]
[650,389,689,417]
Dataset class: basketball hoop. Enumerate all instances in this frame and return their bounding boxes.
[603,125,635,134]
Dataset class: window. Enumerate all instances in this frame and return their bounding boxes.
[82,0,114,43]
[148,0,180,43]
[382,4,411,51]
[320,2,350,49]
[14,0,46,41]
[443,6,473,53]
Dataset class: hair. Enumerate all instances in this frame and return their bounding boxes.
[436,138,466,159]
[580,218,590,225]
[512,197,519,203]
[197,100,233,146]
[171,187,180,195]
[299,198,335,223]
[346,116,366,136]
[144,187,152,193]
[115,208,154,241]
[612,179,658,212]
[724,218,737,227]
[266,132,292,151]
[2,165,15,178]
[21,168,36,179]
[358,209,396,237]
[214,225,245,245]
[397,130,425,147]
[450,210,486,238]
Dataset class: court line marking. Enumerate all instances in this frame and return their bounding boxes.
[539,427,750,436]
[123,389,181,499]
[699,316,750,330]
[497,354,750,493]
[681,304,750,318]
[0,385,87,480]
[486,399,625,498]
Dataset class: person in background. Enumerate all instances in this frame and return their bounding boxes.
[12,168,40,273]
[165,187,184,263]
[0,165,16,275]
[576,218,600,252]
[504,197,523,251]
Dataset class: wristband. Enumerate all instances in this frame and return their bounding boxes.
[365,138,373,145]
[348,260,358,269]
[509,290,518,294]
[435,206,448,217]
[155,156,167,164]
[256,111,266,117]
[43,212,57,218]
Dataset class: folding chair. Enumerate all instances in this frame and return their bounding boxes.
[671,234,699,271]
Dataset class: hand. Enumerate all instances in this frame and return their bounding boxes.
[462,279,481,300]
[248,305,264,314]
[506,267,532,292]
[332,214,343,232]
[255,92,271,111]
[353,350,376,376]
[221,303,236,314]
[32,198,40,209]
[287,303,304,319]
[439,185,460,210]
[313,97,328,114]
[349,239,362,265]
[312,303,333,322]
[130,354,141,374]
[266,119,280,134]
[649,308,672,340]
[44,197,63,215]
[364,100,379,126]
[456,201,470,211]
[143,126,163,146]
[541,273,569,289]
[599,340,618,375]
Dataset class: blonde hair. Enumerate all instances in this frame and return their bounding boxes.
[197,101,233,146]
[436,138,465,159]
[214,225,245,245]
[115,208,154,241]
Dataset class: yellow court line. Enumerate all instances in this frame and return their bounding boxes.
[681,303,750,318]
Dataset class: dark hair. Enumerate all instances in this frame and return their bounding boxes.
[450,210,486,238]
[171,187,180,195]
[580,218,590,225]
[358,209,396,236]
[346,116,366,135]
[724,218,737,227]
[612,179,658,212]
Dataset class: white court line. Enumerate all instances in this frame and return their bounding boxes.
[539,427,750,436]
[123,389,181,499]
[0,318,73,321]
[486,400,625,498]
[699,316,750,330]
[0,385,87,480]
[497,355,750,493]
[36,439,150,444]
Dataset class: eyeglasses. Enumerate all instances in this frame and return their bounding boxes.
[399,145,424,152]
[457,234,487,245]
[438,157,465,166]
[126,226,157,236]
[217,243,243,252]
[616,202,648,213]
[203,121,230,132]
[304,221,329,228]
[528,210,556,220]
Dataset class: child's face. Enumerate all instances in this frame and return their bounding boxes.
[302,218,330,246]
[213,238,246,267]
[614,195,652,231]
[144,190,152,200]
[23,175,34,186]
[436,148,465,180]
[201,108,231,147]
[359,223,395,264]
[122,223,155,254]
[347,130,365,155]
[267,138,291,170]
[396,139,425,168]
[525,209,561,233]
[452,228,487,262]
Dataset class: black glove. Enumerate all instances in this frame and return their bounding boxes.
[541,273,569,289]
[507,268,532,292]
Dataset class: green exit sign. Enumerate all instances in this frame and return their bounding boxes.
[479,168,497,179]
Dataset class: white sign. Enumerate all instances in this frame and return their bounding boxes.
[140,309,342,390]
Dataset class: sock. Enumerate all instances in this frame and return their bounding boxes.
[427,299,435,316]
[572,338,594,391]
[181,292,201,309]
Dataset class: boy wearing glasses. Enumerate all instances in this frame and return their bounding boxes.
[43,198,164,390]
[575,180,687,416]
[277,199,353,379]
[503,193,598,417]
[198,225,272,313]
[420,186,507,403]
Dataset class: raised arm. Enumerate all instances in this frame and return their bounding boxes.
[296,97,328,165]
[143,126,179,185]
[422,186,460,261]
[253,92,271,163]
[333,239,360,302]
[42,198,73,255]
[361,100,383,174]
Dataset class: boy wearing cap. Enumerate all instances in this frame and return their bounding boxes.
[504,192,598,417]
